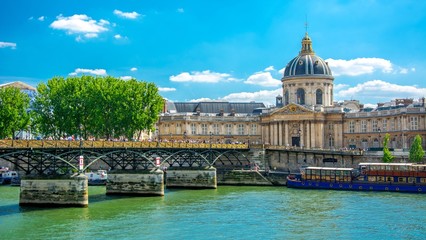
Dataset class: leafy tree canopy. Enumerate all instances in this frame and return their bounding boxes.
[32,76,163,140]
[409,135,425,163]
[0,86,31,138]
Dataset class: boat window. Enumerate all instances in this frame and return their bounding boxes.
[387,177,393,182]
[398,177,406,183]
[368,176,376,182]
[420,178,426,183]
[377,176,384,182]
[408,177,416,184]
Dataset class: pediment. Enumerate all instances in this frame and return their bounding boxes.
[271,103,314,115]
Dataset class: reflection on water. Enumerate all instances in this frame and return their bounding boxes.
[0,185,425,239]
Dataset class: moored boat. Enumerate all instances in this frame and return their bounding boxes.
[85,170,108,185]
[0,170,19,185]
[287,163,426,193]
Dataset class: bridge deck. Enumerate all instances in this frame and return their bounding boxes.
[0,140,248,149]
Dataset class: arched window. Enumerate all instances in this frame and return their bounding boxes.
[316,89,323,105]
[284,90,289,105]
[296,88,305,105]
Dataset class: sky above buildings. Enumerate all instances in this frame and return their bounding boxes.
[1,0,425,107]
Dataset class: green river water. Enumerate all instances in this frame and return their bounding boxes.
[0,185,425,239]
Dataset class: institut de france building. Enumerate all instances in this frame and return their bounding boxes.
[158,32,426,150]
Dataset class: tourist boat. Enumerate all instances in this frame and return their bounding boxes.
[286,163,426,193]
[0,170,19,185]
[85,170,108,185]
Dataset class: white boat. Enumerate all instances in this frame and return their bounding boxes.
[85,170,108,185]
[0,171,19,185]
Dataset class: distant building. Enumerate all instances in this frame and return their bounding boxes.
[157,32,425,150]
[157,101,266,144]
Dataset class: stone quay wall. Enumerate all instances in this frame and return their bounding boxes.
[166,167,217,189]
[19,174,88,207]
[217,170,273,186]
[106,170,164,196]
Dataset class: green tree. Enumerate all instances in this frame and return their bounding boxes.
[409,135,425,163]
[32,76,163,140]
[382,133,394,163]
[0,86,31,138]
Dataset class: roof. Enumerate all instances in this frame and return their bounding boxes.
[0,81,36,91]
[167,101,266,114]
[305,167,354,171]
[283,32,333,79]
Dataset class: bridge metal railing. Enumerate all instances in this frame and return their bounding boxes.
[0,140,249,149]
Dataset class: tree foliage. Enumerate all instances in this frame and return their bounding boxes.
[0,86,31,138]
[32,76,163,140]
[382,133,394,163]
[409,135,425,163]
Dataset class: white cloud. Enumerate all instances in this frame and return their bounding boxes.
[130,67,138,72]
[244,71,281,87]
[220,89,282,106]
[38,16,45,21]
[278,67,285,75]
[69,68,107,76]
[170,70,232,83]
[114,34,122,39]
[335,80,426,101]
[334,83,349,91]
[120,76,133,80]
[0,41,17,49]
[113,9,140,19]
[190,89,282,106]
[84,33,98,38]
[264,66,275,71]
[50,14,109,40]
[325,58,393,76]
[177,8,184,13]
[159,87,176,92]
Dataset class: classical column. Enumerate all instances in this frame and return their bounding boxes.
[300,122,304,148]
[311,121,316,148]
[318,122,324,148]
[306,121,311,149]
[284,122,289,147]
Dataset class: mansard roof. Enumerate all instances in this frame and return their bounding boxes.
[167,101,266,114]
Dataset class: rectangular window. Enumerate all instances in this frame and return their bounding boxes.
[349,121,355,133]
[372,120,378,132]
[191,123,197,135]
[201,124,208,135]
[382,119,387,131]
[391,119,395,131]
[225,124,232,135]
[410,116,418,130]
[361,120,367,133]
[251,124,257,135]
[238,124,245,135]
[213,124,220,135]
[328,123,333,131]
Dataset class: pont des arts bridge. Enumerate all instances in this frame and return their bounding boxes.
[0,140,363,207]
[0,139,267,207]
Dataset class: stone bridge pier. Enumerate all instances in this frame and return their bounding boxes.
[165,167,217,189]
[106,169,164,196]
[19,174,89,207]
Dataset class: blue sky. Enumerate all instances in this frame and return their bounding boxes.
[1,0,425,107]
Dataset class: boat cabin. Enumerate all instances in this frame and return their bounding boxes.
[358,163,426,184]
[302,167,354,182]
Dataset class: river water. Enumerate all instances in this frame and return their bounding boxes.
[0,185,425,239]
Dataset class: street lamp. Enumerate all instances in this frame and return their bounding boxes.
[378,128,381,148]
